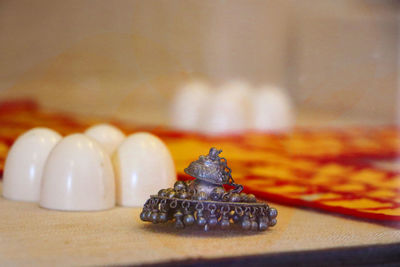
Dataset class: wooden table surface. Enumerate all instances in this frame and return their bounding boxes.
[0,182,399,266]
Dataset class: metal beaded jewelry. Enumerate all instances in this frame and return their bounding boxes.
[140,147,277,232]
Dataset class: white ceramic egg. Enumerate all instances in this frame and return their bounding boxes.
[84,123,125,155]
[250,85,294,132]
[2,128,62,202]
[112,132,176,207]
[170,81,210,132]
[200,80,252,135]
[39,134,115,211]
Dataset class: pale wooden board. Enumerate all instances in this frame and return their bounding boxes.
[0,184,399,266]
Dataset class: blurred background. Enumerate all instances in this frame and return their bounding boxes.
[0,0,399,128]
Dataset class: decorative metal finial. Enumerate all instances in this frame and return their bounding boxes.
[140,147,278,232]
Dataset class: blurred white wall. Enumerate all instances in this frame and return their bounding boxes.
[291,1,399,125]
[0,0,398,126]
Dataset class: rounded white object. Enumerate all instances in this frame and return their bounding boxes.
[113,132,176,207]
[39,134,115,211]
[251,85,294,132]
[170,81,210,131]
[200,80,252,135]
[3,128,62,202]
[84,123,125,155]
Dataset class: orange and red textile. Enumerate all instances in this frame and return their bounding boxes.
[0,100,399,221]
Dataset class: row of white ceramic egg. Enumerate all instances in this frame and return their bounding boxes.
[2,124,176,211]
[170,80,294,135]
